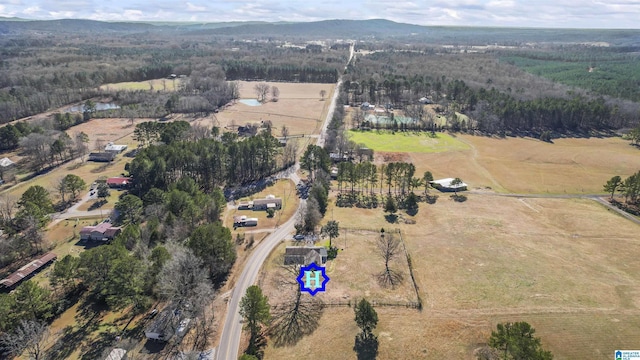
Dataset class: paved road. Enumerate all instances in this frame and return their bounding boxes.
[216,198,305,360]
[216,43,354,360]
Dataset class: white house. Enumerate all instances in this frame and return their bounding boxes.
[430,178,468,192]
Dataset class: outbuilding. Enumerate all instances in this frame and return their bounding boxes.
[105,142,128,154]
[107,177,132,189]
[430,178,468,192]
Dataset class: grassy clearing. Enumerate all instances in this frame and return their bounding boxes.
[348,130,470,153]
[262,194,640,359]
[100,78,183,92]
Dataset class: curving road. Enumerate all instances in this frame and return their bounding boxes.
[216,43,355,360]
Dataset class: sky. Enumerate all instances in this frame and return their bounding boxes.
[0,0,639,29]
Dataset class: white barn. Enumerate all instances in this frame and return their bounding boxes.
[430,178,468,192]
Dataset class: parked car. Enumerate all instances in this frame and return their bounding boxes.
[293,234,305,241]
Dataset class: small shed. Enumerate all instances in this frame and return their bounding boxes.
[0,157,15,168]
[105,142,128,154]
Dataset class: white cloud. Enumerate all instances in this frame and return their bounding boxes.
[48,11,77,19]
[186,2,206,12]
[23,6,40,15]
[0,0,638,28]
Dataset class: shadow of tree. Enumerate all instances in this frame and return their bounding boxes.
[377,269,404,289]
[269,293,324,347]
[354,331,378,360]
[450,194,467,202]
[80,328,117,360]
[46,310,101,360]
[424,194,438,204]
[88,199,108,211]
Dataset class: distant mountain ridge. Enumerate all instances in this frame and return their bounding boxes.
[0,18,639,46]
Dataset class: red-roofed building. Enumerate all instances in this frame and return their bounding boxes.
[107,177,132,189]
[0,252,57,290]
[80,222,122,241]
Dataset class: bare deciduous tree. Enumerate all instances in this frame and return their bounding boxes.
[94,138,105,152]
[281,125,289,139]
[271,86,280,102]
[320,89,327,100]
[283,142,298,168]
[254,83,270,103]
[351,108,365,129]
[269,264,324,347]
[74,132,89,162]
[0,194,17,231]
[157,246,210,305]
[0,319,50,360]
[376,230,403,287]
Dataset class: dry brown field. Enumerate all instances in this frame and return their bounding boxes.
[377,134,640,194]
[192,81,334,136]
[263,194,640,359]
[258,229,416,307]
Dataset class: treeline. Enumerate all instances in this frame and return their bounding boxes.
[222,61,338,83]
[346,49,640,133]
[605,171,640,206]
[502,50,640,102]
[0,33,347,124]
[128,128,286,196]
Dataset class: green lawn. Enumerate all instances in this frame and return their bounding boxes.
[348,130,470,153]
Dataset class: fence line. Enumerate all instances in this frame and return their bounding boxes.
[397,230,423,310]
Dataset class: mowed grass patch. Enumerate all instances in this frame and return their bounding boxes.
[349,130,470,153]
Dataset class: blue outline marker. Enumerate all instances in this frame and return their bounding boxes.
[297,262,329,296]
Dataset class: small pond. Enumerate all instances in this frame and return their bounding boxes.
[238,99,262,106]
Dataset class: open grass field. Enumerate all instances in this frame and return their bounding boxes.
[349,130,470,153]
[373,134,640,194]
[263,194,640,359]
[198,81,334,136]
[99,78,183,92]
